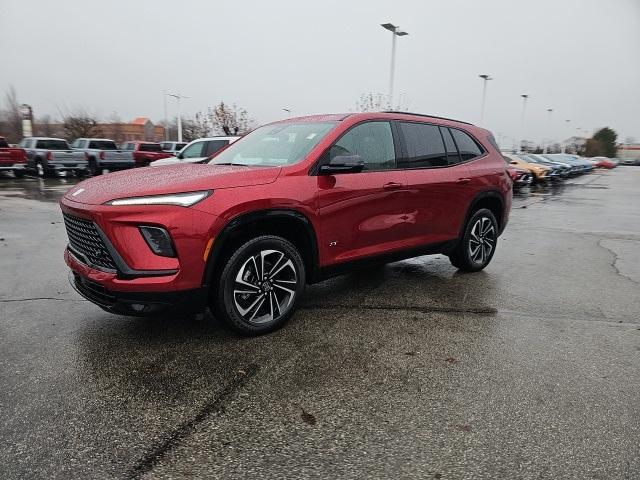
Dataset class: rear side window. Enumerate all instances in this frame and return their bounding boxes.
[398,122,447,168]
[205,140,229,156]
[36,139,69,150]
[330,121,396,171]
[181,141,206,158]
[89,141,117,150]
[440,127,460,165]
[139,143,162,152]
[451,129,483,161]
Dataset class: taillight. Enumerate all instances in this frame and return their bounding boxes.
[99,151,105,160]
[46,151,53,161]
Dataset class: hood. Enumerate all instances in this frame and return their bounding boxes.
[65,163,281,205]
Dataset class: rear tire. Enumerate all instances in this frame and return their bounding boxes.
[449,208,498,272]
[13,170,25,178]
[36,160,54,178]
[213,235,306,336]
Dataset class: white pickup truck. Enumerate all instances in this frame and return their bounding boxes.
[71,138,135,175]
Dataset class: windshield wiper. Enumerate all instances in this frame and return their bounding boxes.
[211,162,249,166]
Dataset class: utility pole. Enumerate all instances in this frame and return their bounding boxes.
[166,93,189,142]
[479,74,493,124]
[520,94,529,152]
[163,91,168,141]
[544,108,554,154]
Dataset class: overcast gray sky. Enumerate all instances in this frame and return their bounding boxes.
[1,0,639,145]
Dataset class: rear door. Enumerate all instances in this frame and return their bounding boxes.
[399,123,476,244]
[317,121,409,265]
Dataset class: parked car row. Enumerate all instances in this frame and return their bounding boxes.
[501,152,615,188]
[0,135,240,177]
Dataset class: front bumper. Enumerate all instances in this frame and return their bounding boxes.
[69,271,208,316]
[0,163,26,171]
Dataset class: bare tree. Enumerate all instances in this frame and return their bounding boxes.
[207,102,253,136]
[0,86,23,143]
[354,92,409,112]
[62,112,103,140]
[33,114,57,137]
[182,111,211,142]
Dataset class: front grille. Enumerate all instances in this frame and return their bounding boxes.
[63,213,118,271]
[72,273,117,307]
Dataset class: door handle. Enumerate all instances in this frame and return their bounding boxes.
[383,182,403,190]
[456,177,471,185]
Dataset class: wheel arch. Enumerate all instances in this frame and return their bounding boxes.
[202,209,320,287]
[461,190,505,237]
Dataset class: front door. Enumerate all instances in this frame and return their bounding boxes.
[316,121,409,266]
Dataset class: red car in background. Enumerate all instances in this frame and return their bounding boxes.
[591,157,617,169]
[120,141,173,167]
[0,136,27,177]
[506,164,533,189]
[61,112,512,335]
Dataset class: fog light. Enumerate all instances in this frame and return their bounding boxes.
[139,226,176,257]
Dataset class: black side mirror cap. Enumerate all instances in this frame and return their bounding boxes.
[320,155,365,175]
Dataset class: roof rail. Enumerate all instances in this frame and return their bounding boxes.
[383,110,474,126]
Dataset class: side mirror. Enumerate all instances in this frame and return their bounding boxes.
[176,152,184,160]
[320,155,365,175]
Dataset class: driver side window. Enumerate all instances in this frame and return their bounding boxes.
[329,121,396,171]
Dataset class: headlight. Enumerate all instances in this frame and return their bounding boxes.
[105,190,212,207]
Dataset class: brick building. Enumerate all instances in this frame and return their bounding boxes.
[97,117,165,144]
[32,117,165,144]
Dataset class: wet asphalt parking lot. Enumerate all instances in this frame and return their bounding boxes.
[1,168,639,479]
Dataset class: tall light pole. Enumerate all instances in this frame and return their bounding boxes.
[520,94,529,152]
[163,91,168,141]
[166,93,189,142]
[563,119,571,153]
[544,108,554,154]
[381,23,409,109]
[479,74,493,124]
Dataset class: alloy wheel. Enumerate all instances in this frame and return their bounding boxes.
[233,249,298,324]
[468,216,496,265]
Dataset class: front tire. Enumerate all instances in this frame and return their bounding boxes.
[449,208,498,272]
[88,159,101,176]
[214,235,306,336]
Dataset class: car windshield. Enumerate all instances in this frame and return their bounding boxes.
[209,122,336,167]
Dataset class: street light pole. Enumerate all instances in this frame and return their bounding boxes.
[163,91,168,141]
[381,23,409,109]
[166,93,189,142]
[520,94,529,152]
[479,74,493,124]
[544,108,554,154]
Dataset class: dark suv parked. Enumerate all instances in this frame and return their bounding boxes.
[61,112,512,335]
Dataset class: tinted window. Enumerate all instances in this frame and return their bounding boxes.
[176,143,187,150]
[0,138,9,148]
[451,129,482,161]
[440,127,461,165]
[139,143,162,152]
[89,140,117,150]
[205,140,229,156]
[160,142,171,151]
[398,122,447,168]
[330,121,395,171]
[36,139,69,150]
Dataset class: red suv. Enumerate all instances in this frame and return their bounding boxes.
[61,112,511,335]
